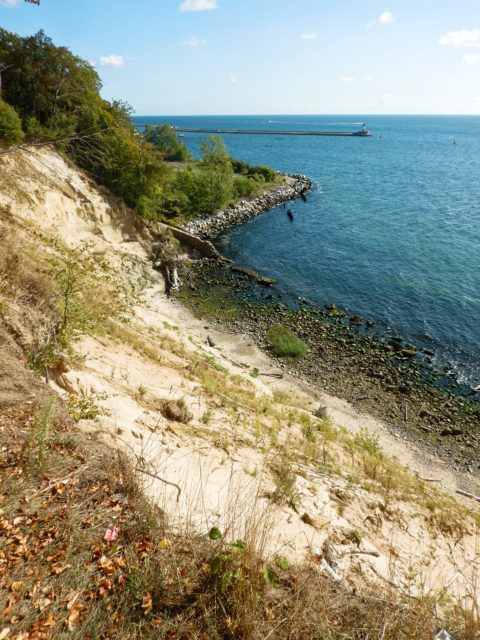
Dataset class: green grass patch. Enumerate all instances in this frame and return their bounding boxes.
[267,324,308,360]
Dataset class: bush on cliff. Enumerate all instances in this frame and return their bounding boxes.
[0,100,24,146]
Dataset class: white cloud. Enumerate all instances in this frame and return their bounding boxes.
[462,53,480,65]
[439,29,480,48]
[379,11,395,24]
[341,75,356,83]
[301,33,317,40]
[181,36,206,46]
[99,54,124,68]
[229,75,237,84]
[0,0,21,7]
[366,11,396,29]
[179,0,217,12]
[364,75,374,83]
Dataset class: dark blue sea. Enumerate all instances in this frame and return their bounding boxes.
[134,115,480,390]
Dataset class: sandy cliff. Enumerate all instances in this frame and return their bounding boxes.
[1,145,479,610]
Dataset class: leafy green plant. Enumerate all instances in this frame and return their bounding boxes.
[271,458,301,512]
[67,392,109,421]
[346,529,364,547]
[354,427,381,455]
[267,324,308,360]
[208,528,247,593]
[205,355,227,373]
[22,399,55,467]
[262,555,291,589]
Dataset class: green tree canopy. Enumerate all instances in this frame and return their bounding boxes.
[0,100,24,145]
[0,27,169,209]
[200,135,234,213]
[143,124,190,162]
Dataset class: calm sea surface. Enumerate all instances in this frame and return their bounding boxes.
[134,115,480,390]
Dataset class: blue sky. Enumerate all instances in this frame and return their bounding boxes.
[2,0,480,114]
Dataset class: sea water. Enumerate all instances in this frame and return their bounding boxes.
[133,115,480,390]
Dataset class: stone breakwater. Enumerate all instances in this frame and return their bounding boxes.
[181,173,312,239]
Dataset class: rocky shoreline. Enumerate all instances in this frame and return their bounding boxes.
[176,261,480,480]
[173,170,479,480]
[181,173,312,238]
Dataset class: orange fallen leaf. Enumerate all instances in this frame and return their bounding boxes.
[98,578,113,596]
[43,611,58,627]
[99,556,116,576]
[51,564,71,575]
[141,593,152,616]
[66,608,80,632]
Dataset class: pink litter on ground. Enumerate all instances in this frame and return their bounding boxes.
[104,527,119,542]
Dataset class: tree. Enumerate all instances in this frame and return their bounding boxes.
[0,100,24,145]
[143,124,190,162]
[200,135,234,213]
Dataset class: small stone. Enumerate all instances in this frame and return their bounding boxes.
[313,406,328,419]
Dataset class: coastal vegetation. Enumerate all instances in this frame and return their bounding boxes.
[267,323,309,360]
[0,27,278,226]
[0,99,24,145]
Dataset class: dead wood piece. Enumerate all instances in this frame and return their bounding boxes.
[259,372,284,379]
[456,488,480,502]
[135,467,181,502]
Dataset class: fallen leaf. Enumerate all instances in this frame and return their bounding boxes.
[51,563,71,575]
[98,578,113,596]
[33,598,52,612]
[99,556,115,576]
[141,592,152,616]
[159,539,171,549]
[66,608,80,632]
[43,611,58,627]
[66,591,80,610]
[10,582,24,593]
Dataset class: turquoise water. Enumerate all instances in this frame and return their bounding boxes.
[134,115,480,390]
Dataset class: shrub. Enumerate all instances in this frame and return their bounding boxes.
[247,164,276,182]
[267,324,308,359]
[0,100,24,146]
[233,175,255,197]
[230,158,250,174]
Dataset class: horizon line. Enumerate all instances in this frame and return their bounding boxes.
[132,113,480,117]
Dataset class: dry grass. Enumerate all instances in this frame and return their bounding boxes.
[2,395,479,640]
[160,398,193,424]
